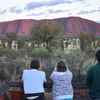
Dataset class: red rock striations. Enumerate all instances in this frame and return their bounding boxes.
[0,17,100,35]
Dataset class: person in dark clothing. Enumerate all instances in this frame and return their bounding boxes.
[85,50,100,100]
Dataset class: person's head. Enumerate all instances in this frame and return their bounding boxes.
[96,50,100,62]
[56,59,67,72]
[30,58,40,69]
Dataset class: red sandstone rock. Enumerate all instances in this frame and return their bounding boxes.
[0,17,100,35]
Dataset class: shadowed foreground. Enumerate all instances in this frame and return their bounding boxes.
[0,82,89,100]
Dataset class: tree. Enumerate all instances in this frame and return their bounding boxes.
[49,40,59,48]
[78,32,96,53]
[1,37,6,48]
[0,58,6,82]
[0,48,10,57]
[65,48,96,82]
[29,47,50,57]
[51,47,65,60]
[96,39,100,48]
[5,31,18,48]
[59,40,64,51]
[30,21,63,51]
[17,38,25,49]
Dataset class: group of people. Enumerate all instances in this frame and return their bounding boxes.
[22,50,100,100]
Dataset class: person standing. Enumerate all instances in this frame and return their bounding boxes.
[22,58,47,100]
[50,59,73,100]
[85,50,100,100]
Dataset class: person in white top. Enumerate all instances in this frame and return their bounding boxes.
[50,59,73,100]
[22,58,47,100]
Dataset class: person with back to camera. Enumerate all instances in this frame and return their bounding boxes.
[50,59,73,100]
[85,50,100,100]
[22,58,47,100]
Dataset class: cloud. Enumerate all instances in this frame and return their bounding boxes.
[24,0,85,10]
[85,4,91,7]
[97,7,100,12]
[76,0,85,1]
[77,10,89,14]
[54,9,63,13]
[48,9,55,13]
[68,13,72,15]
[98,10,100,12]
[77,10,97,15]
[65,10,70,12]
[28,12,45,16]
[0,9,7,15]
[48,9,63,13]
[90,10,96,13]
[28,9,64,17]
[10,6,23,14]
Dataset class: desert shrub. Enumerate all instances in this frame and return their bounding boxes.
[42,64,55,82]
[0,48,10,56]
[16,48,27,58]
[0,58,7,82]
[0,58,6,69]
[65,48,96,83]
[50,47,66,60]
[3,60,26,81]
[29,47,50,57]
[0,70,7,82]
[24,47,33,56]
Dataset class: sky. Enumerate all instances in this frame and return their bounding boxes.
[0,0,100,23]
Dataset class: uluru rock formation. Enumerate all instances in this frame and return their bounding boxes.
[0,17,100,35]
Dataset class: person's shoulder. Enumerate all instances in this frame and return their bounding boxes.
[39,70,46,74]
[67,70,72,73]
[91,65,95,68]
[88,65,96,71]
[23,69,29,73]
[67,70,73,75]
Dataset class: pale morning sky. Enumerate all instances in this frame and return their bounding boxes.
[0,0,100,23]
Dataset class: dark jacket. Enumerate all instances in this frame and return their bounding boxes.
[85,63,100,98]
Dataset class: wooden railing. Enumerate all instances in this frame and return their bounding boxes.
[0,82,89,100]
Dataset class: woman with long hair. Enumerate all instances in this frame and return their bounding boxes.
[50,59,73,100]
